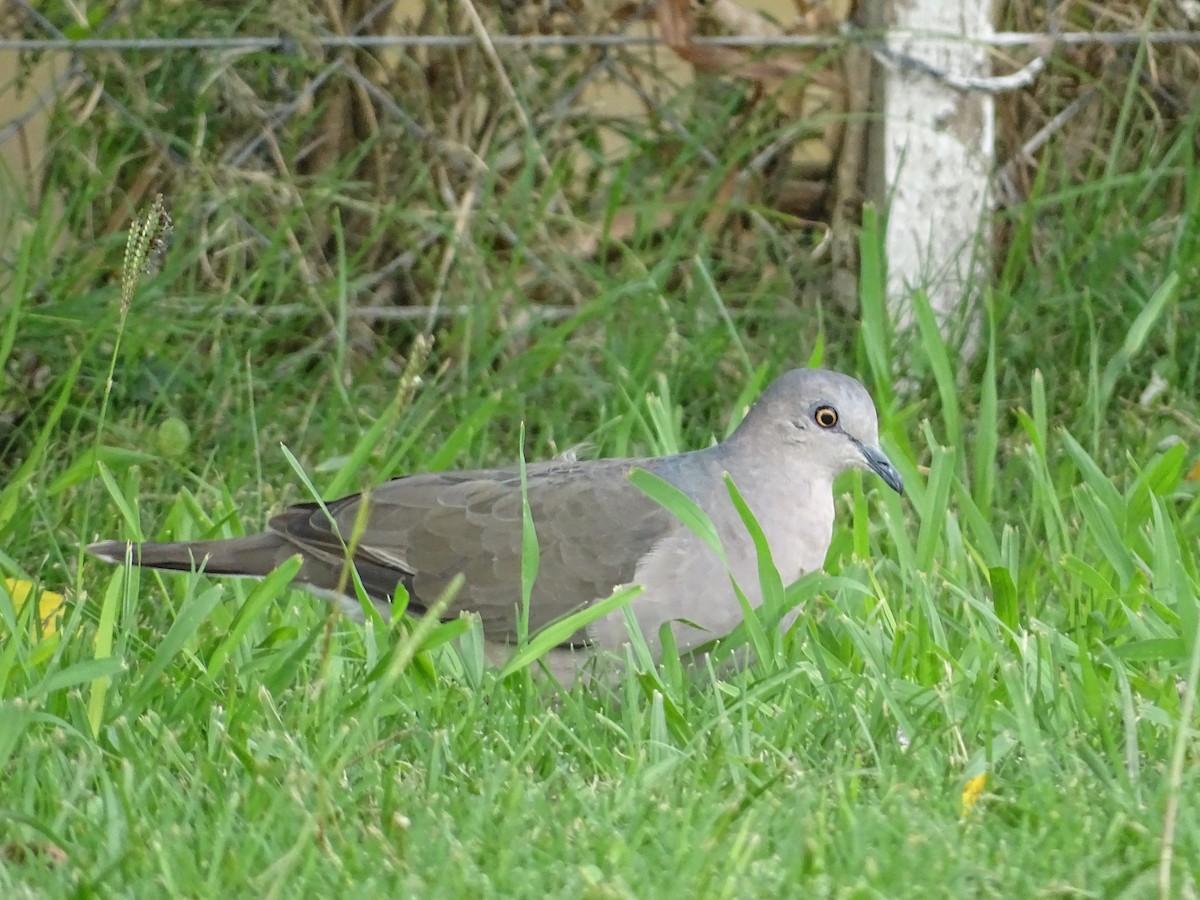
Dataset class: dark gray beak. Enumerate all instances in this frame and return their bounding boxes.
[856,442,904,495]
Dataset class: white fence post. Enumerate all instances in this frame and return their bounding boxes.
[865,0,995,331]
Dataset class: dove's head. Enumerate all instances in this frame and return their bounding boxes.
[733,368,904,494]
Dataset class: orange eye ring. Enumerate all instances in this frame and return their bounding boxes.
[814,405,839,429]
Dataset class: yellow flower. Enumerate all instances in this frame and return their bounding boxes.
[4,578,65,638]
[961,772,987,818]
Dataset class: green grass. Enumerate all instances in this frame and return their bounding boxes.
[3,13,1200,897]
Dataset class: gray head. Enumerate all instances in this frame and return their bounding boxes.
[730,368,903,493]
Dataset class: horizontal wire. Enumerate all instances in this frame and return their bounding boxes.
[0,30,1197,54]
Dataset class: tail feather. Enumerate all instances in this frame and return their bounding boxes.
[86,533,293,578]
[86,532,404,620]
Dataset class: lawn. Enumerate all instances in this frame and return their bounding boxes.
[2,9,1199,897]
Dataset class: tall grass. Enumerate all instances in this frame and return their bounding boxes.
[1,14,1199,897]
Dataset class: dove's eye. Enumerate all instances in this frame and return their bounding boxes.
[813,406,839,429]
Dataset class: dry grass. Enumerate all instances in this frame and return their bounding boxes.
[2,0,1195,462]
[2,0,1197,337]
[995,0,1200,205]
[3,2,859,325]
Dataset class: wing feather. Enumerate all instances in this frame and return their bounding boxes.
[268,459,680,642]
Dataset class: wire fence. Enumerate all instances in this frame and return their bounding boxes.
[5,8,1197,156]
[3,30,1200,52]
[6,14,1194,151]
[3,2,1197,318]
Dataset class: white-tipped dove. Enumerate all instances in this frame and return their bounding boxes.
[88,368,902,679]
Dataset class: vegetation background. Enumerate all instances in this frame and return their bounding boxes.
[1,1,1199,896]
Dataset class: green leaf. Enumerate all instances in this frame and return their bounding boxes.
[96,462,144,540]
[0,356,82,532]
[988,566,1019,636]
[693,253,752,376]
[414,616,474,654]
[126,585,226,710]
[627,469,727,565]
[423,394,502,473]
[1060,431,1124,515]
[644,373,683,456]
[911,289,962,450]
[915,442,955,572]
[723,364,771,440]
[88,568,129,737]
[723,475,784,612]
[973,319,998,514]
[517,427,539,641]
[1111,638,1185,661]
[48,445,160,496]
[723,474,783,668]
[499,584,643,679]
[1072,488,1135,589]
[206,556,303,680]
[35,658,125,698]
[858,203,893,404]
[1062,556,1118,599]
[1098,271,1179,411]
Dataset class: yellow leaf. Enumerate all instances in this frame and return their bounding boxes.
[4,578,65,638]
[961,772,987,818]
[1187,458,1200,482]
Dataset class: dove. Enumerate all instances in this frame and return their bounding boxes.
[88,368,902,680]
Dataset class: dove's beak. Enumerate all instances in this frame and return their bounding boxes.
[855,442,904,495]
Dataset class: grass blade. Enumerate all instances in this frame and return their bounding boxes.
[499,584,643,678]
[205,556,303,680]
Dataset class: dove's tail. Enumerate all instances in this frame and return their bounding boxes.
[86,534,292,578]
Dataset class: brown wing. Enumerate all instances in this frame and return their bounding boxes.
[268,458,680,642]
